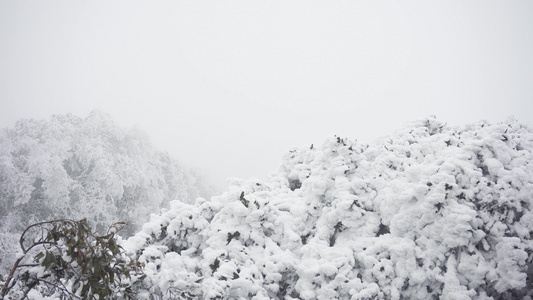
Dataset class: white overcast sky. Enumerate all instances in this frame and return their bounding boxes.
[1,1,532,191]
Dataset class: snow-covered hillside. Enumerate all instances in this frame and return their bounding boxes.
[0,111,212,273]
[123,117,533,299]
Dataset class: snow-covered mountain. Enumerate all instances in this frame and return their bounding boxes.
[0,111,212,273]
[123,117,533,299]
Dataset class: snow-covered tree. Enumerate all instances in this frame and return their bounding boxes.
[0,111,212,274]
[122,117,533,299]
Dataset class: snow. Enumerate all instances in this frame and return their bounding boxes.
[0,111,213,273]
[2,116,532,299]
[118,117,533,299]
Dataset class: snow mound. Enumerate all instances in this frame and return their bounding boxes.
[125,117,533,299]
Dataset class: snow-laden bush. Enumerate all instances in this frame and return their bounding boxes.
[0,111,212,274]
[123,117,533,299]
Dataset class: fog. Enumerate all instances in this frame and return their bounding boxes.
[1,1,532,190]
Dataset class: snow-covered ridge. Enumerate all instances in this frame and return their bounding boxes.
[124,117,533,299]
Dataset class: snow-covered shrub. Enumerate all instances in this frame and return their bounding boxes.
[124,117,533,299]
[0,111,212,274]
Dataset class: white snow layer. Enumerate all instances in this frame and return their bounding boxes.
[123,117,533,299]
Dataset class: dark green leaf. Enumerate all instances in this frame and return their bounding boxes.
[42,252,53,268]
[34,252,45,262]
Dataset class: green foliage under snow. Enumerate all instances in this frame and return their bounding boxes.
[2,116,533,299]
[120,117,533,299]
